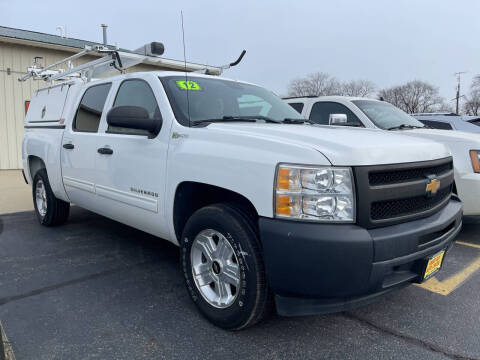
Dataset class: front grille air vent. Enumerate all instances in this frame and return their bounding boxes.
[369,162,453,186]
[371,186,451,220]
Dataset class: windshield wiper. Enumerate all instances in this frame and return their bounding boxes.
[281,118,314,124]
[193,116,280,126]
[193,116,315,127]
[387,124,423,130]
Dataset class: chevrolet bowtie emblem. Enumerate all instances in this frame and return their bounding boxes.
[426,177,440,196]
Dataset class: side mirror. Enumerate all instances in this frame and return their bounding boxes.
[329,113,348,125]
[107,106,162,136]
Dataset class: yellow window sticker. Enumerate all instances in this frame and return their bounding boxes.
[176,80,202,91]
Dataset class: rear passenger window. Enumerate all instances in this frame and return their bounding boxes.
[288,102,304,114]
[108,79,160,136]
[420,120,453,130]
[73,83,111,132]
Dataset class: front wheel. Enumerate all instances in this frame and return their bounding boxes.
[181,203,271,330]
[32,169,70,226]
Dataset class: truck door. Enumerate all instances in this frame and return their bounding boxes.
[61,83,112,211]
[93,78,169,238]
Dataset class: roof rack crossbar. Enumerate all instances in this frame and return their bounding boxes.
[18,43,245,83]
[35,47,91,73]
[18,45,100,82]
[47,53,116,82]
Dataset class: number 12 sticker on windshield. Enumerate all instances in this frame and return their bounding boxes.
[176,80,202,91]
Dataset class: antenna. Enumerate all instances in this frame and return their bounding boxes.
[181,10,191,127]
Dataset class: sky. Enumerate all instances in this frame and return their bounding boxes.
[2,0,480,102]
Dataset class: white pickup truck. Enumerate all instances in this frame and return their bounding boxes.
[285,96,480,218]
[22,68,462,329]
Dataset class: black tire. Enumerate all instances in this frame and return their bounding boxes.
[32,169,70,226]
[181,203,271,330]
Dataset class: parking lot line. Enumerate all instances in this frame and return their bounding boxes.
[456,240,480,249]
[416,241,480,296]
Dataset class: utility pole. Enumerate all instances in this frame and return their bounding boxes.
[454,71,466,115]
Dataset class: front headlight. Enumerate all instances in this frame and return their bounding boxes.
[470,150,480,173]
[274,164,355,222]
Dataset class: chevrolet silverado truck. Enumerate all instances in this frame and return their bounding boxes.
[285,96,480,218]
[23,71,462,330]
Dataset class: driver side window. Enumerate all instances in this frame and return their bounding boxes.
[309,102,363,126]
[108,79,161,136]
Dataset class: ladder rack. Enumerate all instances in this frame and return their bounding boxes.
[19,43,246,83]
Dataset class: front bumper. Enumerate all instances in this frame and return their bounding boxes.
[258,197,462,316]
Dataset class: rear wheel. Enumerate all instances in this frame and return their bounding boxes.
[181,203,271,330]
[32,169,70,226]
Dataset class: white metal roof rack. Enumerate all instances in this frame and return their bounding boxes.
[19,42,246,83]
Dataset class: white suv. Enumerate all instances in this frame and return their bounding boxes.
[285,96,480,217]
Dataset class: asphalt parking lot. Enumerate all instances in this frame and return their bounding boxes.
[0,208,479,360]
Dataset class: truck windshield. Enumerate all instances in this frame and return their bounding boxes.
[160,76,303,126]
[352,100,425,130]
